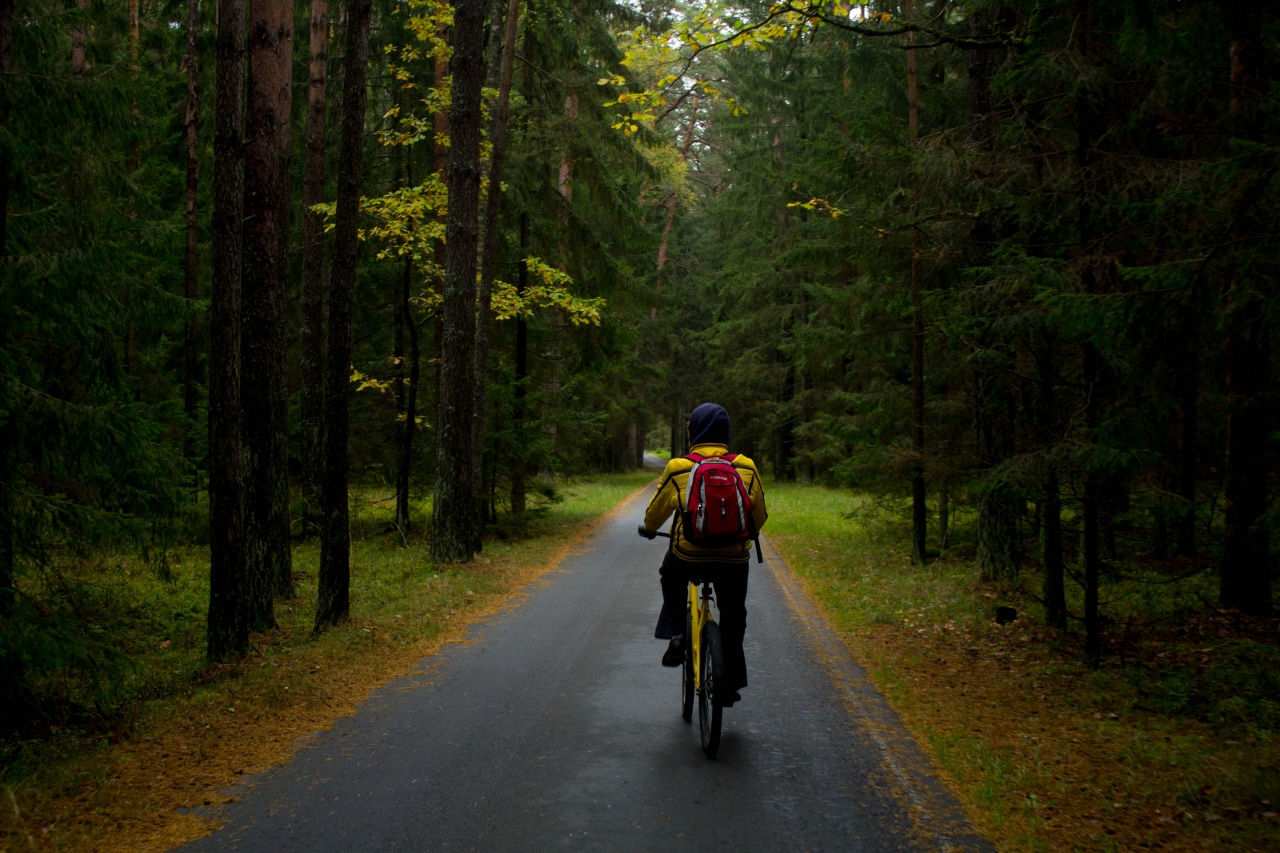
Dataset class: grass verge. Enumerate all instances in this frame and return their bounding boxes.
[0,471,654,853]
[764,482,1280,853]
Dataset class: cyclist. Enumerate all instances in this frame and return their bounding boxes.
[639,402,767,707]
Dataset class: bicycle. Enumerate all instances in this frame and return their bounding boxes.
[638,527,726,758]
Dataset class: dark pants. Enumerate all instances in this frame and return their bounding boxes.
[654,550,749,691]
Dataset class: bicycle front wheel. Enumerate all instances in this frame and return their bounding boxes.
[698,620,724,758]
[681,608,694,722]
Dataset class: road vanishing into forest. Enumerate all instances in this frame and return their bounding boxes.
[178,482,993,852]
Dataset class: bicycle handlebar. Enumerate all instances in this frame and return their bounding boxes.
[637,526,671,540]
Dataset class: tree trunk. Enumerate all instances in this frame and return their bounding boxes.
[906,0,926,565]
[396,251,420,534]
[0,0,14,617]
[1176,340,1198,556]
[1217,0,1271,615]
[1036,333,1066,630]
[243,0,293,631]
[183,0,200,469]
[129,0,140,68]
[299,0,329,508]
[1221,288,1271,613]
[272,0,295,599]
[1072,0,1103,667]
[511,213,529,515]
[431,0,487,563]
[656,94,699,276]
[472,0,521,543]
[72,0,87,74]
[938,480,949,552]
[394,133,420,536]
[316,0,371,629]
[207,0,249,661]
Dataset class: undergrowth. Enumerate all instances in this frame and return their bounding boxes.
[0,471,653,851]
[764,481,1280,852]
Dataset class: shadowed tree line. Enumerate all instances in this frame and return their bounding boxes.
[0,0,1276,734]
[648,0,1278,665]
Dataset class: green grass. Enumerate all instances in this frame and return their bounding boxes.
[762,481,1280,853]
[1,472,655,799]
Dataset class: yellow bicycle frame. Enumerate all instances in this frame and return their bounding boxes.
[687,580,714,691]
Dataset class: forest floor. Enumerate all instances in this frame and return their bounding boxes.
[0,472,656,853]
[5,474,1277,852]
[765,482,1280,852]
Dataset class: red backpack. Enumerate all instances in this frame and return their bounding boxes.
[680,452,762,561]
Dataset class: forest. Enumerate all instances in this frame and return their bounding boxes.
[0,0,1277,844]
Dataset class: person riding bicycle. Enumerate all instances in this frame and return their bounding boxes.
[639,402,767,707]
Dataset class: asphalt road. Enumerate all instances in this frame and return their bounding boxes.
[180,486,992,852]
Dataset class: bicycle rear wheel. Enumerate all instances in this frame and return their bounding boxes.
[681,608,694,722]
[698,621,724,758]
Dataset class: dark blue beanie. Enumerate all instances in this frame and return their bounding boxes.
[687,402,731,446]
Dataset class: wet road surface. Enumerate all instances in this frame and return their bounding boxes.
[180,487,992,852]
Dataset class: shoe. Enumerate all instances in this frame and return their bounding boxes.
[718,688,742,708]
[661,635,685,667]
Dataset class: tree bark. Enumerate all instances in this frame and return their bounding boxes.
[1037,334,1066,630]
[129,0,140,68]
[394,138,420,536]
[431,0,487,563]
[1075,0,1102,667]
[472,0,521,543]
[243,0,293,630]
[395,251,420,534]
[1175,341,1198,556]
[72,0,87,75]
[299,0,329,507]
[208,0,249,661]
[272,0,294,599]
[656,93,698,275]
[316,0,371,629]
[1221,286,1271,613]
[183,0,200,470]
[1216,0,1271,615]
[510,212,529,515]
[0,0,14,617]
[906,0,926,565]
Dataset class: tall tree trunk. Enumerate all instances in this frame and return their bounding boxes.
[1221,286,1271,613]
[72,0,87,74]
[243,0,293,631]
[1175,341,1198,556]
[431,0,487,563]
[208,0,249,661]
[472,0,521,543]
[510,213,529,515]
[0,0,14,617]
[299,0,330,507]
[1075,0,1102,666]
[129,0,140,68]
[1037,334,1066,630]
[1217,0,1271,615]
[396,252,420,534]
[656,94,698,276]
[394,132,419,535]
[938,480,950,552]
[183,0,200,470]
[316,0,371,628]
[272,0,295,599]
[906,0,926,565]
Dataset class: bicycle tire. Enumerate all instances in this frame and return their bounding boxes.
[681,608,694,722]
[698,621,724,758]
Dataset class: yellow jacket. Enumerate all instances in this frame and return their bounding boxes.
[644,443,768,563]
